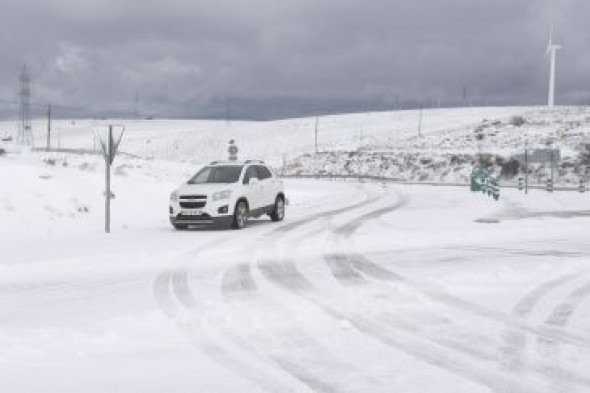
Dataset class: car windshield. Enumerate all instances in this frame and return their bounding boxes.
[188,165,243,184]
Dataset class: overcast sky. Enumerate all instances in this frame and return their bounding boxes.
[0,0,588,119]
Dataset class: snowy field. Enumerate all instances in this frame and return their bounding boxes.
[1,107,590,392]
[1,106,530,167]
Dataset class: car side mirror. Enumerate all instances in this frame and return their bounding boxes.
[249,178,260,186]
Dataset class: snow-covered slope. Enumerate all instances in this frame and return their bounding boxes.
[4,106,589,186]
[1,106,530,166]
[284,107,590,185]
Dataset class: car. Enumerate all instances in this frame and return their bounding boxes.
[169,160,286,230]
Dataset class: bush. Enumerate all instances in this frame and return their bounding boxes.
[499,158,520,179]
[509,116,526,127]
[477,153,494,169]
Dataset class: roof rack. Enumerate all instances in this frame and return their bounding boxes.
[244,159,265,164]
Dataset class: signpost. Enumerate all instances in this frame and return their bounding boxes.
[470,167,500,200]
[228,139,238,161]
[98,125,125,233]
[513,147,561,194]
[514,148,561,165]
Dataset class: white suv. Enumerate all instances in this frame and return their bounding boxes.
[169,160,286,230]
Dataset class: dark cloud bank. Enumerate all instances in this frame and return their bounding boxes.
[0,0,588,120]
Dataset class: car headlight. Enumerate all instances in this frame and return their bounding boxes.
[212,190,232,202]
[170,191,179,202]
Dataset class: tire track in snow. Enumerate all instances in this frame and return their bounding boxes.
[258,258,538,393]
[324,254,590,391]
[152,231,301,392]
[152,183,385,392]
[318,189,552,390]
[328,253,590,346]
[311,183,590,391]
[152,268,298,393]
[270,185,384,235]
[221,263,365,393]
[332,193,409,236]
[321,191,590,350]
[499,273,579,383]
[536,281,590,393]
[215,186,394,392]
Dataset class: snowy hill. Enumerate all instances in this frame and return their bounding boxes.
[1,106,529,165]
[283,107,590,186]
[3,106,589,187]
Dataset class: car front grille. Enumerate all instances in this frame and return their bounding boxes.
[176,213,213,223]
[180,195,207,200]
[179,195,207,208]
[180,201,207,208]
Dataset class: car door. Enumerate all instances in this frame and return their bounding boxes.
[242,165,262,211]
[255,165,274,207]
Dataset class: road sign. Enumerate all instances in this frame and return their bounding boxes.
[546,178,553,193]
[514,148,560,165]
[98,125,125,165]
[98,125,125,233]
[470,167,500,200]
[228,139,238,161]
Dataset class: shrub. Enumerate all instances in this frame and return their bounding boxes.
[509,116,526,127]
[477,153,494,169]
[499,158,520,179]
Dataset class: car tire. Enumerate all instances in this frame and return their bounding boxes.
[270,196,285,222]
[232,200,248,229]
[173,223,188,230]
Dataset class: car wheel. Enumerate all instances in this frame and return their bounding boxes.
[270,196,285,222]
[173,223,188,230]
[232,201,248,229]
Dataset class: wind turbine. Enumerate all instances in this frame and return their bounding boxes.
[545,28,562,109]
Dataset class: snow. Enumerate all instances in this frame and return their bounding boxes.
[1,107,590,392]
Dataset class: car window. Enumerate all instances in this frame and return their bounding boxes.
[242,166,259,184]
[255,165,272,180]
[188,166,243,184]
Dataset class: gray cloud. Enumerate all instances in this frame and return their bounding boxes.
[0,0,588,119]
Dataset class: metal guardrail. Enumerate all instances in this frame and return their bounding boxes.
[32,147,142,159]
[280,173,584,192]
[23,148,587,193]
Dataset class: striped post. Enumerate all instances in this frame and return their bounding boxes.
[546,178,553,193]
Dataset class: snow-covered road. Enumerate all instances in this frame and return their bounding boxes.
[2,176,589,392]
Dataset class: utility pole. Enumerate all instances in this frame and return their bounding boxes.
[524,141,529,194]
[550,148,554,192]
[418,107,423,137]
[134,90,139,119]
[314,116,319,153]
[463,85,468,108]
[46,104,51,151]
[17,65,33,146]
